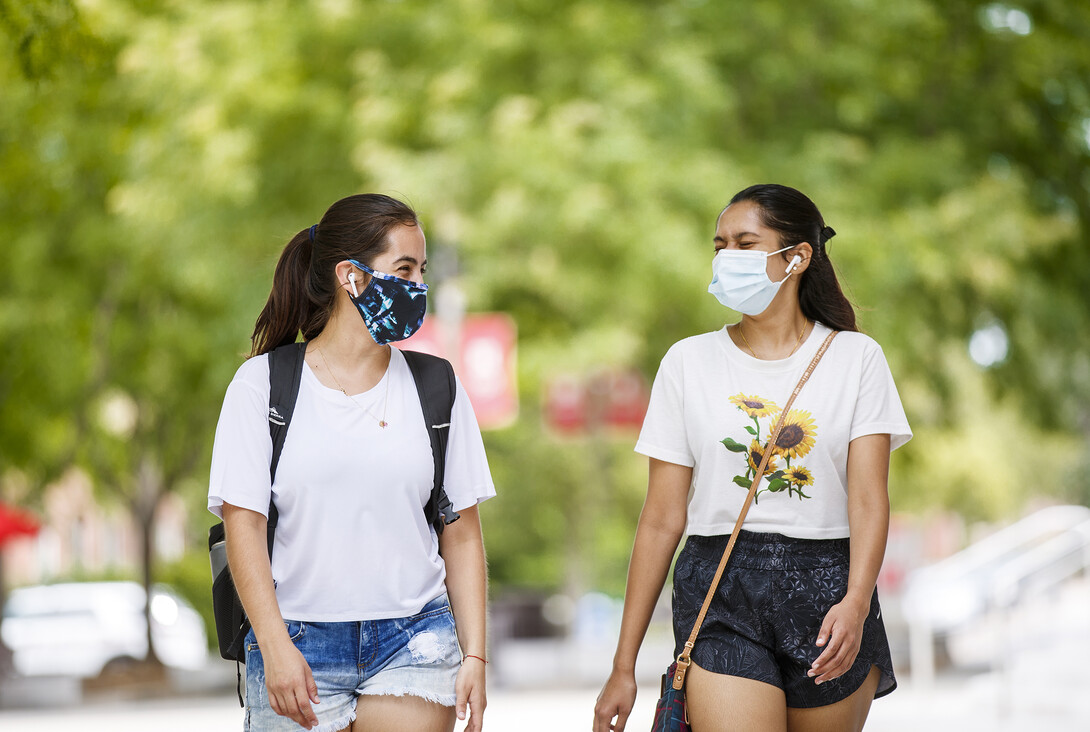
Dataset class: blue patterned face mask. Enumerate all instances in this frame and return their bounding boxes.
[347,259,428,345]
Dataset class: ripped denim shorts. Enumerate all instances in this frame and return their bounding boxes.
[244,593,461,732]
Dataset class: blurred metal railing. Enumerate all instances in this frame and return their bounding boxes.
[901,504,1090,685]
[990,517,1090,606]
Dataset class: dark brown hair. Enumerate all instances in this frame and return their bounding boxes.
[250,194,420,356]
[728,184,858,332]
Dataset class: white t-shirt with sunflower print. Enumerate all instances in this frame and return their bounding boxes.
[636,322,911,540]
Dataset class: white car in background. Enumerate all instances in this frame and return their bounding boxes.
[1,581,208,678]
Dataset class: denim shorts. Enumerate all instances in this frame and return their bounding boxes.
[672,531,896,708]
[244,593,461,732]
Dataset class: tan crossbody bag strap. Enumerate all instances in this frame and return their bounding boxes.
[671,330,838,691]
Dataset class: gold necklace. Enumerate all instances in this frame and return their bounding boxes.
[314,343,391,428]
[737,320,810,360]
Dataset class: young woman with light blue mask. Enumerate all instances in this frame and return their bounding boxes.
[209,194,494,732]
[708,243,805,317]
[596,184,911,732]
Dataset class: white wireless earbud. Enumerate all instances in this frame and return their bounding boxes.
[786,254,802,274]
[347,271,359,297]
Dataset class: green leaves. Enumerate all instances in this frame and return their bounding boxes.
[721,437,749,453]
[767,478,789,493]
[3,0,1089,601]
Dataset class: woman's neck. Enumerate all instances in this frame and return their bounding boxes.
[308,309,390,383]
[733,304,811,360]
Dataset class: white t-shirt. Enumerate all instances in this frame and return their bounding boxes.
[207,346,496,621]
[635,322,911,539]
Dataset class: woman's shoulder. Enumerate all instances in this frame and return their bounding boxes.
[391,346,453,370]
[228,352,271,392]
[663,329,725,358]
[827,328,887,363]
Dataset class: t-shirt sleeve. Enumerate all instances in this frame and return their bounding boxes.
[207,358,274,519]
[442,375,497,512]
[850,342,912,451]
[635,346,695,467]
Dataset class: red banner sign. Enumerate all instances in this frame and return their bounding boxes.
[401,314,518,429]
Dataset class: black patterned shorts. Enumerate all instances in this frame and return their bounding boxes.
[672,531,896,708]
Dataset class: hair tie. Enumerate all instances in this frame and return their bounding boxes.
[820,225,836,244]
[308,224,317,242]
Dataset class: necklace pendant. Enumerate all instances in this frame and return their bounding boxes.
[379,420,388,428]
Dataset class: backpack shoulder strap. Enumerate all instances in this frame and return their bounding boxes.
[401,349,460,534]
[223,341,306,664]
[266,341,307,535]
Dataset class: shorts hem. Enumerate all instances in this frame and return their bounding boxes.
[691,658,781,691]
[360,687,457,707]
[874,666,897,700]
[784,664,897,709]
[312,713,356,732]
[244,710,355,732]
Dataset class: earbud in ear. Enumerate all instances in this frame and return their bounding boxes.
[786,254,802,273]
[347,271,359,297]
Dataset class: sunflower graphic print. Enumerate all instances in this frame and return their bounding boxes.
[722,393,819,502]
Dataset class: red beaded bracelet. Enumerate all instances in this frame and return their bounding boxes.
[463,654,488,664]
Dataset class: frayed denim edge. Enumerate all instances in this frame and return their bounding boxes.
[311,711,356,732]
[360,687,457,707]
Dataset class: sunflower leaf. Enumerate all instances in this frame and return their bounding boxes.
[768,470,785,481]
[732,476,752,489]
[767,478,789,492]
[721,437,748,453]
[744,425,757,436]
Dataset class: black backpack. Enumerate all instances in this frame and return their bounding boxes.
[208,342,460,665]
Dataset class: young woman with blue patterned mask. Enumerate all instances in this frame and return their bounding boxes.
[595,185,911,732]
[209,194,494,732]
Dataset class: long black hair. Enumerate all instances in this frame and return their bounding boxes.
[729,184,857,332]
[250,194,420,356]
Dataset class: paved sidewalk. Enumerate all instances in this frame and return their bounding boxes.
[3,579,1086,730]
[0,675,1087,732]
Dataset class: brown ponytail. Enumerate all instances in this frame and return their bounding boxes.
[249,194,420,357]
[250,229,315,356]
[728,184,858,332]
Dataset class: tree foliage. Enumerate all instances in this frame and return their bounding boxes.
[2,0,1088,599]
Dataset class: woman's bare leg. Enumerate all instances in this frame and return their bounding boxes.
[685,661,788,732]
[351,693,456,732]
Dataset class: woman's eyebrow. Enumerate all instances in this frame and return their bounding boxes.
[714,231,761,243]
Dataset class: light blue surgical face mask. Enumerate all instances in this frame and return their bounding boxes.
[708,245,797,315]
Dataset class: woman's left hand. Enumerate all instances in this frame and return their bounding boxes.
[808,593,870,684]
[455,655,487,731]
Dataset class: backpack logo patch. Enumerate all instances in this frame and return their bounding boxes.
[268,406,286,425]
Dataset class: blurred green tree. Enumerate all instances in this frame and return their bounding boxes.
[2,0,1088,620]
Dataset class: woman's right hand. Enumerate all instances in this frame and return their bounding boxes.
[593,669,638,732]
[262,637,320,729]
